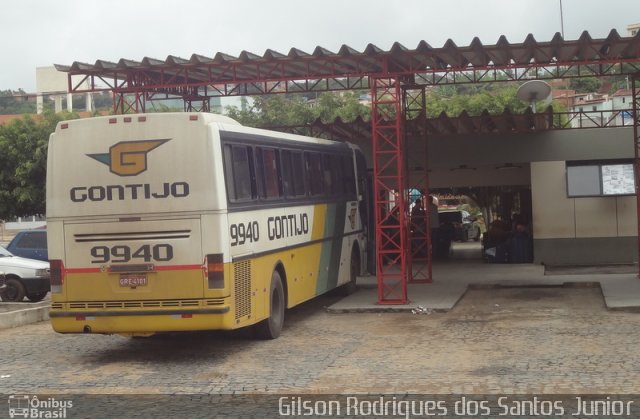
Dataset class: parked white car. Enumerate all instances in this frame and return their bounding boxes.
[0,246,50,302]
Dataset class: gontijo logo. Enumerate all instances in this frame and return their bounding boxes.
[88,139,169,176]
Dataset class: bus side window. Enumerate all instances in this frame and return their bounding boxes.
[290,151,306,196]
[223,144,255,202]
[342,154,356,196]
[281,150,306,197]
[256,147,281,200]
[326,153,344,196]
[306,152,324,196]
[322,154,334,196]
[281,150,294,197]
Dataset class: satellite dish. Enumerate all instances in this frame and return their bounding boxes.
[517,80,552,112]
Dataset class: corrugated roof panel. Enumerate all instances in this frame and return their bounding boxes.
[390,42,408,53]
[239,50,261,61]
[621,30,640,56]
[415,40,434,53]
[117,59,141,69]
[468,37,490,67]
[288,48,310,58]
[94,60,117,70]
[56,30,640,92]
[68,62,93,71]
[264,49,286,59]
[165,55,189,65]
[489,35,513,66]
[312,46,335,57]
[338,45,360,55]
[599,29,624,57]
[213,52,237,63]
[364,43,384,55]
[190,55,214,64]
[141,57,165,66]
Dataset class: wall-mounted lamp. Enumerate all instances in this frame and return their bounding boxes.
[450,164,477,172]
[495,163,522,170]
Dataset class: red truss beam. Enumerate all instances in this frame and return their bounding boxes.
[403,86,432,284]
[57,30,640,100]
[371,77,408,304]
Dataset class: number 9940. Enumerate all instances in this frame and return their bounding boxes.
[90,244,173,264]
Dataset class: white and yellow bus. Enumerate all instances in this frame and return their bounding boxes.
[46,112,368,338]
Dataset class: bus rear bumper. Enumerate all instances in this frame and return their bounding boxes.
[49,306,236,334]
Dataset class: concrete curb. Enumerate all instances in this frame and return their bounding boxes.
[0,302,50,330]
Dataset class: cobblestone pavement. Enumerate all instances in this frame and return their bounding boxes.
[1,286,639,417]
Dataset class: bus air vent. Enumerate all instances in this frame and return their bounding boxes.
[234,260,251,320]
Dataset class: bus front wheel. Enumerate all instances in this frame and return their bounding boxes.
[254,270,285,340]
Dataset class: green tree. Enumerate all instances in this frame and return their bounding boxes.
[426,84,558,117]
[568,77,602,93]
[0,89,36,114]
[0,111,77,219]
[224,92,370,127]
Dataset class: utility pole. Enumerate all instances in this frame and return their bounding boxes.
[559,0,565,38]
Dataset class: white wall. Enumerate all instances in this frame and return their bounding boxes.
[531,161,637,240]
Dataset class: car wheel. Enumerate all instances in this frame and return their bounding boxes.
[27,291,48,302]
[253,270,285,340]
[1,278,26,302]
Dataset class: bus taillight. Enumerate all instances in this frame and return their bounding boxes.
[205,254,224,289]
[50,259,65,293]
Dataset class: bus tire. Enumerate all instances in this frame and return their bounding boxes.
[341,245,360,296]
[254,270,285,340]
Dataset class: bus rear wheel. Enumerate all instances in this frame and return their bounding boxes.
[341,246,360,296]
[254,270,285,340]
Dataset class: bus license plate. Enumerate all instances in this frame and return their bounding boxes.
[119,274,148,287]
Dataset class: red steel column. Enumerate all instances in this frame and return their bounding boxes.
[113,91,145,114]
[403,85,432,283]
[371,76,408,304]
[633,74,640,278]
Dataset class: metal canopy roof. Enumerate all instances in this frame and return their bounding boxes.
[274,106,556,140]
[56,30,640,96]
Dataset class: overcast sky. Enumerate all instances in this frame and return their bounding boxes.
[2,0,639,92]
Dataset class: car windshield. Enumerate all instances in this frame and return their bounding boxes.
[0,247,14,257]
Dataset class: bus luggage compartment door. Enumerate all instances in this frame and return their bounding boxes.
[63,218,204,301]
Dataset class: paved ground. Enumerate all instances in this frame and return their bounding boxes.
[331,242,640,313]
[0,285,639,417]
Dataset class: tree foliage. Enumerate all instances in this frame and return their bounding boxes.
[568,77,602,93]
[224,92,370,127]
[427,84,533,117]
[0,111,77,219]
[0,89,36,114]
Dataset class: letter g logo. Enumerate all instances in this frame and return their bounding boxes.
[88,139,169,176]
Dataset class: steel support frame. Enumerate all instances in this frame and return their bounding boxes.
[633,73,640,278]
[113,91,146,114]
[371,76,409,304]
[66,60,640,102]
[402,85,432,283]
